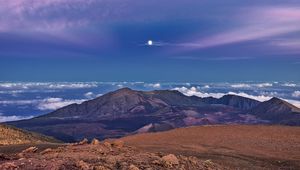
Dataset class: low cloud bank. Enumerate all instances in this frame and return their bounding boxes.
[292,91,300,98]
[145,83,161,88]
[0,113,33,123]
[37,98,86,111]
[0,98,86,111]
[0,82,98,90]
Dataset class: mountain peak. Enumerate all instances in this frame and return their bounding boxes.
[269,97,285,103]
[114,87,134,93]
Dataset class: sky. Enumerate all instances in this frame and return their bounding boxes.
[0,0,300,82]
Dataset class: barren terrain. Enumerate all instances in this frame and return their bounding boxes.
[1,125,299,169]
[0,124,59,145]
[0,139,220,170]
[122,125,300,169]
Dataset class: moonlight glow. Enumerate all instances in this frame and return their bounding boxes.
[148,40,153,46]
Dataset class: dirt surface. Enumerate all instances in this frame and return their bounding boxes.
[0,143,64,155]
[0,124,59,145]
[0,139,220,170]
[122,125,300,169]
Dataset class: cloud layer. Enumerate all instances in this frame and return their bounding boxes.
[0,113,33,123]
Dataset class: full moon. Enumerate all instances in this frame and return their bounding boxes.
[147,40,153,46]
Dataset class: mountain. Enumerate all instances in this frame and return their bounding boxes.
[0,124,59,145]
[249,97,300,125]
[201,94,260,110]
[7,88,300,142]
[42,88,205,119]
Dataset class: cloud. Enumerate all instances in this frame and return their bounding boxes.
[0,100,37,105]
[0,0,96,32]
[173,86,272,102]
[171,56,254,61]
[203,85,210,89]
[177,7,300,50]
[0,82,98,90]
[173,87,225,98]
[48,83,98,89]
[230,83,272,88]
[0,113,33,123]
[0,97,86,111]
[145,83,161,88]
[84,92,102,99]
[282,83,297,87]
[292,91,300,98]
[284,99,300,108]
[231,84,251,88]
[255,83,273,88]
[226,92,272,102]
[36,98,86,111]
[84,92,94,98]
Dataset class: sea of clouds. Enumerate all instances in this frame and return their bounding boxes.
[0,81,299,122]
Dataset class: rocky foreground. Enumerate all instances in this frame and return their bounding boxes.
[0,139,220,170]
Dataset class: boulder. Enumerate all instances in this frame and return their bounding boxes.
[23,146,38,153]
[162,154,179,167]
[129,164,140,170]
[91,138,101,145]
[78,138,89,145]
[111,140,124,149]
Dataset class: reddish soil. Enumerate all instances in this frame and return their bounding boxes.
[121,125,300,169]
[0,140,220,170]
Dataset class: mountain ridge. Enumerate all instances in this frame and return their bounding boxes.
[7,88,300,142]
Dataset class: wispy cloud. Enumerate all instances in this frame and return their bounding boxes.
[162,6,300,54]
[0,0,87,32]
[171,56,254,61]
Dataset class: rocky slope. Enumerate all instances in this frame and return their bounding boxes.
[0,124,59,145]
[7,88,300,142]
[0,139,220,170]
[122,125,300,169]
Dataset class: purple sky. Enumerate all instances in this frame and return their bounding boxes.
[0,0,300,82]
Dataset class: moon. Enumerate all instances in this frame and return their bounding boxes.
[147,40,153,46]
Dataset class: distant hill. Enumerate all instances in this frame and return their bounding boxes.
[7,88,300,142]
[202,94,260,110]
[0,124,60,145]
[249,97,300,125]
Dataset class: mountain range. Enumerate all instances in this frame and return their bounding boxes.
[6,88,300,142]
